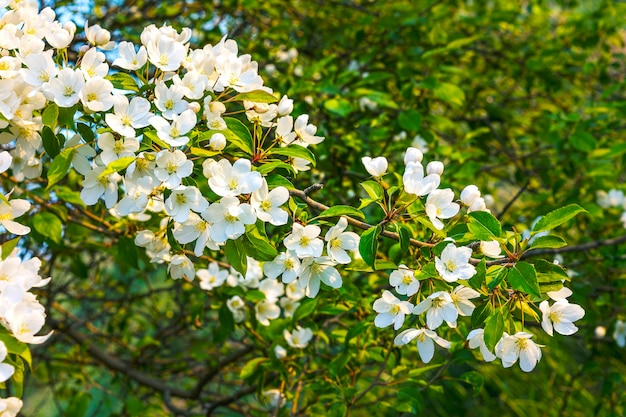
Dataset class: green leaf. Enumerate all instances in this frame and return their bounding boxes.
[243,226,278,261]
[224,238,247,277]
[233,90,278,103]
[142,129,170,150]
[239,357,268,379]
[460,371,484,397]
[316,205,365,220]
[46,148,74,190]
[507,261,541,297]
[105,72,139,92]
[76,122,95,143]
[469,258,486,288]
[214,303,234,343]
[54,186,86,207]
[471,300,493,328]
[324,98,353,117]
[99,156,136,178]
[42,103,59,129]
[32,212,63,244]
[65,392,91,417]
[433,82,465,108]
[483,310,505,352]
[353,88,398,109]
[267,145,316,167]
[358,225,381,267]
[190,147,221,158]
[399,226,411,253]
[360,180,383,200]
[374,260,398,270]
[0,327,31,368]
[569,130,597,152]
[255,160,296,175]
[1,237,20,259]
[398,110,422,131]
[41,126,61,158]
[530,235,567,249]
[467,211,502,240]
[532,204,587,232]
[223,117,253,155]
[245,290,266,302]
[292,298,318,323]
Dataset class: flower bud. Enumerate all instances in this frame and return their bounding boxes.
[277,95,293,116]
[274,344,287,359]
[403,147,423,165]
[209,133,226,151]
[202,158,217,179]
[426,161,444,176]
[468,197,487,213]
[480,240,503,258]
[595,326,607,338]
[461,185,481,206]
[361,156,388,177]
[187,102,201,113]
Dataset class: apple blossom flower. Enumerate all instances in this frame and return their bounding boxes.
[435,243,476,282]
[284,223,323,258]
[413,291,458,329]
[0,341,15,383]
[324,217,359,264]
[168,254,195,280]
[394,328,451,363]
[425,188,459,230]
[79,48,109,79]
[389,266,420,297]
[149,109,197,147]
[299,256,342,298]
[547,286,573,301]
[154,149,193,189]
[373,290,414,330]
[80,77,115,112]
[284,326,313,348]
[205,196,256,243]
[0,198,31,235]
[263,251,301,284]
[403,161,440,196]
[450,285,480,316]
[45,68,84,107]
[146,36,186,72]
[164,185,209,223]
[255,299,281,326]
[116,176,155,216]
[154,82,188,119]
[280,297,300,318]
[251,181,289,226]
[112,41,148,70]
[539,299,585,336]
[466,329,497,362]
[21,52,58,88]
[207,158,263,197]
[0,397,22,417]
[80,167,121,208]
[98,133,139,165]
[361,156,388,177]
[227,295,246,323]
[105,95,153,138]
[4,301,53,344]
[495,332,542,372]
[294,114,324,145]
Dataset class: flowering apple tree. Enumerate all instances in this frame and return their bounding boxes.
[0,1,621,416]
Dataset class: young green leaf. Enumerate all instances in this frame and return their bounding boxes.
[484,309,505,351]
[46,148,74,190]
[532,204,587,232]
[316,205,365,220]
[467,211,502,240]
[507,261,541,297]
[358,225,381,267]
[267,145,316,166]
